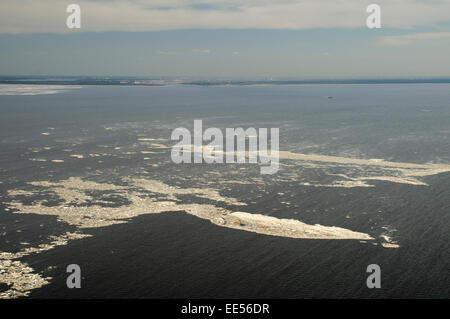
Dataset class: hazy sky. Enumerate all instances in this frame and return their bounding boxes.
[1,0,450,78]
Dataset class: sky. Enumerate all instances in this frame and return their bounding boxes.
[1,0,450,79]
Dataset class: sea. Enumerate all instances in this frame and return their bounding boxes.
[0,82,449,298]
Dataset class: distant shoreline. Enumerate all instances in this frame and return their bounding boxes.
[1,76,450,87]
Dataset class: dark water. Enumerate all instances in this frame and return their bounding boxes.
[0,84,449,298]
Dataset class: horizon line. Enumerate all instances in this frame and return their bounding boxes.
[1,75,450,86]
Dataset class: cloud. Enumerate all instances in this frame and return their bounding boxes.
[1,0,450,34]
[192,49,211,54]
[380,31,450,46]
